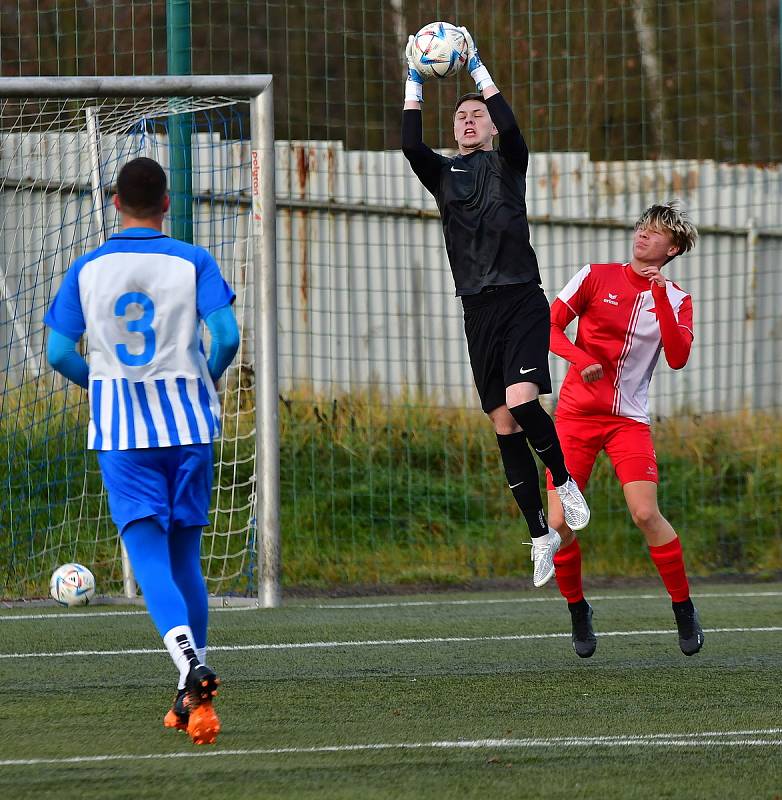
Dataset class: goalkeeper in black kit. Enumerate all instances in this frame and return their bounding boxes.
[401,27,590,587]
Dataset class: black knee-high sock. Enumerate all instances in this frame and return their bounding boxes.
[496,431,549,538]
[508,400,570,486]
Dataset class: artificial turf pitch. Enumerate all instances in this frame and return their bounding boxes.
[0,582,780,799]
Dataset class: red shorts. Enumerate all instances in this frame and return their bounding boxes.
[545,414,658,491]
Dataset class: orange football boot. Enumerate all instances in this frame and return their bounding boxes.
[163,689,189,732]
[184,664,221,745]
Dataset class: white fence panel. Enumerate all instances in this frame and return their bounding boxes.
[2,134,780,417]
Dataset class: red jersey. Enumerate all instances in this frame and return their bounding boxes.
[550,263,693,424]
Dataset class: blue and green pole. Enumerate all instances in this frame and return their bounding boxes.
[167,0,193,243]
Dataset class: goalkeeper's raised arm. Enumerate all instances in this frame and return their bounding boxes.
[401,34,448,195]
[458,27,528,173]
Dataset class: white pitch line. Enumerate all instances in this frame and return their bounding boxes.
[1,590,780,621]
[316,591,782,609]
[1,729,781,768]
[0,605,300,622]
[1,626,780,660]
[0,610,149,622]
[0,606,269,622]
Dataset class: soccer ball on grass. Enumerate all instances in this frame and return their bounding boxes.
[409,22,468,79]
[50,563,96,606]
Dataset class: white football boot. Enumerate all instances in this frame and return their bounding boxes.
[555,477,590,531]
[530,527,562,588]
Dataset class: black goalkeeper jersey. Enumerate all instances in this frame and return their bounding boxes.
[401,93,541,296]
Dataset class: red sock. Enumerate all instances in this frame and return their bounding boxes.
[553,538,584,604]
[649,537,690,603]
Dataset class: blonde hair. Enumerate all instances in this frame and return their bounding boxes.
[635,200,698,258]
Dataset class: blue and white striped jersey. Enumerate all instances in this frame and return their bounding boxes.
[45,228,235,451]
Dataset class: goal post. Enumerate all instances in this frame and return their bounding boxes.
[0,75,280,607]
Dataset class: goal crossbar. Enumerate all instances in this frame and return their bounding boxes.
[0,75,272,98]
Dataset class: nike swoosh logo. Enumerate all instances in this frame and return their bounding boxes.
[450,166,469,172]
[519,367,537,374]
[508,481,524,489]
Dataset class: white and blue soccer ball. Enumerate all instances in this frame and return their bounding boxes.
[50,563,96,607]
[410,21,468,79]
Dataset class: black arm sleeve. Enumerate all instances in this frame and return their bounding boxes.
[401,109,445,196]
[486,93,529,174]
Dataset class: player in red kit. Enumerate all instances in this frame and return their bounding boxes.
[546,201,703,659]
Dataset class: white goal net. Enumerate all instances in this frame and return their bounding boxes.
[0,78,276,602]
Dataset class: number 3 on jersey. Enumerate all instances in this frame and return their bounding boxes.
[114,291,156,366]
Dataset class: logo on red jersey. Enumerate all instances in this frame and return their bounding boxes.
[602,292,619,306]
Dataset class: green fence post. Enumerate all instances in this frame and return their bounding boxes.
[167,0,193,243]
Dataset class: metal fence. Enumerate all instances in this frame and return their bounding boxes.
[3,136,781,418]
[2,0,782,591]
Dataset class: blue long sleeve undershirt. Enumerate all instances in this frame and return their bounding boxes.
[46,330,89,388]
[204,304,240,381]
[46,304,240,388]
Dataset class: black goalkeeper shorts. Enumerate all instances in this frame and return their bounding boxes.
[462,282,552,414]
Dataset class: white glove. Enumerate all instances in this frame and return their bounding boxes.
[404,34,426,103]
[459,27,495,92]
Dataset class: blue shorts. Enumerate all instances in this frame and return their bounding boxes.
[97,444,213,535]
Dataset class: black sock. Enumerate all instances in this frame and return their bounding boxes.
[496,431,549,538]
[507,400,570,486]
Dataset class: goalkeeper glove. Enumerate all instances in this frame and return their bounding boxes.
[405,35,426,103]
[459,27,495,92]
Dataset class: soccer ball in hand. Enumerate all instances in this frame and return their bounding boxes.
[410,22,468,79]
[50,563,96,607]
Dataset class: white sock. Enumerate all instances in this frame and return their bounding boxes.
[163,625,199,690]
[196,646,207,666]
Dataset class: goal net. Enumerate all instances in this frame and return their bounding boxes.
[0,77,277,602]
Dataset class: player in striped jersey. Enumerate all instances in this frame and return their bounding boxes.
[45,157,240,744]
[546,201,704,659]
